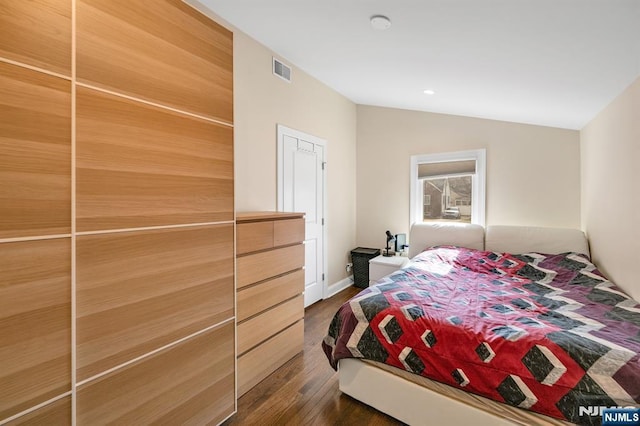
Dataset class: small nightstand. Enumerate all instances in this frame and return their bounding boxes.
[369,255,410,285]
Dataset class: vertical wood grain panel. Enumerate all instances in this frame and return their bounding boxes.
[0,0,71,76]
[77,323,235,425]
[0,62,71,239]
[76,0,233,123]
[76,87,233,231]
[76,224,234,381]
[0,239,71,420]
[5,396,71,426]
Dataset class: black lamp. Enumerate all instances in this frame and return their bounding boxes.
[384,230,395,257]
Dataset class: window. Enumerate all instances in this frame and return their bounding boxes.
[410,149,486,226]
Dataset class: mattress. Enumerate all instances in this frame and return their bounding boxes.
[323,246,640,425]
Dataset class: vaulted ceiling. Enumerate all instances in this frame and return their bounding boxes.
[197,0,640,129]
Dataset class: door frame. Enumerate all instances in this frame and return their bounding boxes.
[276,124,328,301]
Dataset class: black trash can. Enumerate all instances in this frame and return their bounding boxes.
[350,247,381,288]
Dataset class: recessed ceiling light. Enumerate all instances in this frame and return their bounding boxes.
[424,89,435,95]
[370,15,391,30]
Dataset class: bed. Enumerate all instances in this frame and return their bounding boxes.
[323,223,640,425]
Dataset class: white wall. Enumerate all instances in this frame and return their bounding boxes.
[580,76,640,301]
[233,31,357,287]
[356,105,581,249]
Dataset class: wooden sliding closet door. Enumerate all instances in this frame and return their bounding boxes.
[0,239,71,421]
[74,0,235,424]
[0,1,72,76]
[0,0,234,424]
[76,0,233,124]
[0,2,72,422]
[75,88,233,230]
[0,63,72,239]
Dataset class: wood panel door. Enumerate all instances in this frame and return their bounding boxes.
[277,125,326,307]
[76,87,233,231]
[76,224,234,381]
[0,0,72,77]
[76,0,233,123]
[77,323,234,425]
[0,62,71,239]
[0,0,234,424]
[0,239,71,420]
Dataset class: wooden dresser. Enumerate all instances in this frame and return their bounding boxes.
[236,212,305,396]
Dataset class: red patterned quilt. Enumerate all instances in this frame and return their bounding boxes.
[322,247,640,424]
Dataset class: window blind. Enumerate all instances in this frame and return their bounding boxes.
[417,160,476,178]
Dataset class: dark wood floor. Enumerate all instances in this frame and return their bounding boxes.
[223,286,405,426]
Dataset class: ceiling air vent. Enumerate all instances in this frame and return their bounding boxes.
[273,57,291,82]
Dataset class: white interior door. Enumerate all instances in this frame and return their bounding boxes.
[277,125,325,307]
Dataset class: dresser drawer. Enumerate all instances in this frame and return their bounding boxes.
[236,221,273,255]
[237,294,303,355]
[237,320,303,396]
[273,218,305,247]
[237,269,304,322]
[236,244,304,289]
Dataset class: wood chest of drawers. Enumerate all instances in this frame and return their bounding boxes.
[236,212,305,396]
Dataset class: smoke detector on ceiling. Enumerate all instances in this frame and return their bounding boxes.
[370,15,391,30]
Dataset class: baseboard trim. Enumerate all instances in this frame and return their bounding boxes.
[326,276,354,299]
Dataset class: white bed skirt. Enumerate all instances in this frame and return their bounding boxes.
[337,358,573,426]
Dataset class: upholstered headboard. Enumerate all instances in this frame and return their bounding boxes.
[408,222,484,258]
[485,225,590,257]
[408,223,590,259]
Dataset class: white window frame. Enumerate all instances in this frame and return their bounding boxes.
[410,149,486,226]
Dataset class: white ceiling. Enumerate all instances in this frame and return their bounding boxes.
[198,0,640,130]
